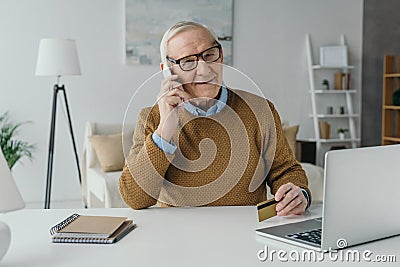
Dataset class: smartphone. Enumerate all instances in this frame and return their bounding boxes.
[162,63,184,103]
[162,65,172,79]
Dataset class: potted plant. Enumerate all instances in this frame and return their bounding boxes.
[0,112,35,170]
[337,128,348,140]
[322,79,330,90]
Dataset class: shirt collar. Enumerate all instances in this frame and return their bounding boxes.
[184,82,228,116]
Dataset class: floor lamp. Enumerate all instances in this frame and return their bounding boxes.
[35,38,83,209]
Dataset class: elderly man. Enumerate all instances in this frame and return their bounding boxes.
[119,21,311,215]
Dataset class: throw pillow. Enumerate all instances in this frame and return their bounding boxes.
[89,133,126,172]
[283,125,299,156]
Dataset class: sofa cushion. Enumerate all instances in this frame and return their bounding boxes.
[89,133,126,172]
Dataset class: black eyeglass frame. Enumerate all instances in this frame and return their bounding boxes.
[166,43,222,71]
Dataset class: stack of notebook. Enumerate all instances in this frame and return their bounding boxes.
[50,214,135,244]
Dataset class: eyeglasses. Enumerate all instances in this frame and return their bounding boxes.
[166,44,222,71]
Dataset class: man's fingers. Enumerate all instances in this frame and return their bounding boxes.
[274,182,309,216]
[276,188,299,212]
[274,182,293,201]
[157,87,190,103]
[161,74,179,85]
[276,186,308,216]
[164,89,190,101]
[165,96,183,107]
[162,74,179,83]
[277,195,303,216]
[278,202,307,216]
[161,81,183,92]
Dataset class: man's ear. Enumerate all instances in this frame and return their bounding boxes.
[160,62,164,71]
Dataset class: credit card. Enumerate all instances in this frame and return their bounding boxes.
[257,198,278,222]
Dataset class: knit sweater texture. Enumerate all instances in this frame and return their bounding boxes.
[119,89,311,209]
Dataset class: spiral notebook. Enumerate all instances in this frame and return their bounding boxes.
[50,214,135,244]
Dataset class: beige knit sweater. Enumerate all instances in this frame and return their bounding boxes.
[119,89,310,209]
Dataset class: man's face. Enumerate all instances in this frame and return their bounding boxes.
[166,27,223,100]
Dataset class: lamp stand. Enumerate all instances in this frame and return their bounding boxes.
[44,84,83,209]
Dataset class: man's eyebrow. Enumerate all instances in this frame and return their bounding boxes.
[167,40,219,60]
[181,43,219,57]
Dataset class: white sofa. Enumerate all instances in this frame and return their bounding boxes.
[83,122,324,208]
[82,122,134,208]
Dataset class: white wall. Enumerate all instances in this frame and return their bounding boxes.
[0,0,363,206]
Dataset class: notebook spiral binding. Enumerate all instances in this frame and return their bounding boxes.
[50,213,80,235]
[52,236,112,244]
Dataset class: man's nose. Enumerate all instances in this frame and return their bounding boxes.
[196,60,211,75]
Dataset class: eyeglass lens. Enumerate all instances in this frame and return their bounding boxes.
[180,46,220,71]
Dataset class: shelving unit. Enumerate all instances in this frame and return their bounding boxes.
[308,114,359,118]
[306,34,360,166]
[382,55,400,145]
[312,65,354,70]
[311,89,357,94]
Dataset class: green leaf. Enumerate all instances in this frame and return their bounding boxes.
[0,112,36,170]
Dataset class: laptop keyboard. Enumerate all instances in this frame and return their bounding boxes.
[286,228,322,245]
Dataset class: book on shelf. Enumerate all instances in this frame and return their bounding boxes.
[50,214,135,244]
[319,121,331,139]
[334,72,351,90]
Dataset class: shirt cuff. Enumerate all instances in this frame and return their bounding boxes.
[301,188,311,209]
[152,132,177,155]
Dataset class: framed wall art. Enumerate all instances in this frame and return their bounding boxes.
[125,0,233,66]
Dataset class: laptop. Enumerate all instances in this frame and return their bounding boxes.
[0,148,25,212]
[256,144,400,251]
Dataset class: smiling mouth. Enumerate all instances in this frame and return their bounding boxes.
[193,78,215,84]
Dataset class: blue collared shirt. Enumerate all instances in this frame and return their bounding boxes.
[183,83,228,117]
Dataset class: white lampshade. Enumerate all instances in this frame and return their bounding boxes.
[0,149,25,213]
[35,38,81,76]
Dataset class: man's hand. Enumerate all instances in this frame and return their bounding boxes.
[275,182,307,216]
[156,74,191,142]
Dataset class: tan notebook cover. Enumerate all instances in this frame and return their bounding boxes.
[51,220,136,244]
[57,215,127,238]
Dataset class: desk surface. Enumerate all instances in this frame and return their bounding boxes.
[1,205,399,266]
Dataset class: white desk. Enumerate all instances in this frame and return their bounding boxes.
[1,205,399,266]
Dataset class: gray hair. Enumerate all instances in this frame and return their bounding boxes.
[160,21,219,65]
